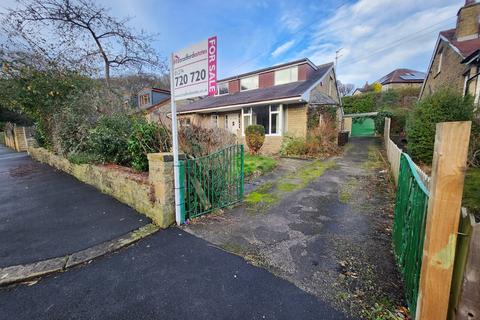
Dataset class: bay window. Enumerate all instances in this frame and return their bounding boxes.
[242,104,283,136]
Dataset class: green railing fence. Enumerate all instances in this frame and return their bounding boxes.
[183,144,244,220]
[392,153,430,315]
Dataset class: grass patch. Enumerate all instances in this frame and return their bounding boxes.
[464,167,480,218]
[278,182,298,192]
[339,178,358,204]
[244,154,277,177]
[295,160,335,187]
[361,145,383,170]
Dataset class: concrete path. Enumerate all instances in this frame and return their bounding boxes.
[0,229,348,320]
[0,145,148,267]
[184,137,405,318]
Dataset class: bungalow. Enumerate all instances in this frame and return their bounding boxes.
[420,0,480,103]
[176,58,342,153]
[376,68,425,91]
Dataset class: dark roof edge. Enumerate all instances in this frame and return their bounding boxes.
[219,58,317,82]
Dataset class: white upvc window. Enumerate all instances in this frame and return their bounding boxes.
[211,114,219,127]
[241,104,283,136]
[274,66,298,85]
[217,82,229,95]
[240,75,259,91]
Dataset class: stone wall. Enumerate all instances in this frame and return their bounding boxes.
[421,41,465,99]
[285,103,308,138]
[28,148,175,228]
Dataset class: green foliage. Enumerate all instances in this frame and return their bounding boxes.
[342,92,377,114]
[178,124,236,157]
[342,88,420,114]
[127,118,170,171]
[67,152,101,165]
[87,114,133,166]
[280,136,308,156]
[463,168,480,217]
[244,155,277,176]
[406,88,475,164]
[374,111,393,134]
[245,125,265,154]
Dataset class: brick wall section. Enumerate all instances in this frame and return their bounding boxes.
[286,103,308,137]
[229,79,240,93]
[259,71,274,88]
[298,63,315,81]
[421,42,465,99]
[28,148,176,228]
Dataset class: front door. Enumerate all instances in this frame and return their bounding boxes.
[225,113,239,134]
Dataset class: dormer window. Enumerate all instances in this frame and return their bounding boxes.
[275,66,298,85]
[139,93,150,107]
[217,82,229,95]
[240,76,259,91]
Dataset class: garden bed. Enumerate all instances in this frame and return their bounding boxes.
[244,154,277,178]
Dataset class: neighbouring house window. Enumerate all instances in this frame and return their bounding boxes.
[179,118,191,127]
[211,115,219,127]
[242,105,282,135]
[437,50,443,74]
[240,76,259,91]
[274,66,298,85]
[140,93,150,107]
[217,82,229,95]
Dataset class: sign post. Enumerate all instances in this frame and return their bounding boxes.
[170,36,217,225]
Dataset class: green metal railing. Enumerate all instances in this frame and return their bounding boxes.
[183,144,244,220]
[392,153,430,316]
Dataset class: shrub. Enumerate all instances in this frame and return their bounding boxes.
[374,111,393,134]
[245,125,265,154]
[342,92,377,114]
[178,125,236,157]
[87,114,133,165]
[127,118,170,171]
[406,88,475,164]
[280,136,308,156]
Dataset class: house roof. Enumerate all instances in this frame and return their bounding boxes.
[219,58,317,82]
[177,62,334,113]
[376,68,425,85]
[440,28,480,58]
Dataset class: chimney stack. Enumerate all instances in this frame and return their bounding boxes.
[456,0,480,41]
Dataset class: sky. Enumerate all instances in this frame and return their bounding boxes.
[0,0,463,88]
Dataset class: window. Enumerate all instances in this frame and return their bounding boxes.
[140,93,150,107]
[211,115,219,127]
[179,118,191,127]
[242,105,282,135]
[274,66,298,85]
[240,76,259,91]
[217,82,229,95]
[437,50,443,74]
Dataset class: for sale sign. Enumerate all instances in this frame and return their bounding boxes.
[172,36,217,101]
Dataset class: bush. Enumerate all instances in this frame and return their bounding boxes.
[245,125,265,154]
[280,136,308,156]
[178,125,236,157]
[406,88,475,164]
[87,114,133,166]
[342,92,377,114]
[127,118,170,171]
[374,111,393,134]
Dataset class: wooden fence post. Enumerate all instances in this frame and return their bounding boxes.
[416,121,471,320]
[384,117,391,149]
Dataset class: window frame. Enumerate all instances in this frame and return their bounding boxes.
[217,82,229,95]
[211,114,219,127]
[140,93,151,107]
[241,104,283,137]
[274,66,298,85]
[240,75,259,91]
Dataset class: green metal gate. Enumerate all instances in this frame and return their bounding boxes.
[183,144,244,220]
[392,153,430,315]
[351,118,375,137]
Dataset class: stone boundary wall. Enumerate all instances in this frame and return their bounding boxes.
[28,148,175,228]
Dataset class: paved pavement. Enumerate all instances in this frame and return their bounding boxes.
[0,229,348,320]
[0,145,148,267]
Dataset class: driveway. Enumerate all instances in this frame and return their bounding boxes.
[184,137,406,318]
[0,229,348,320]
[0,145,148,267]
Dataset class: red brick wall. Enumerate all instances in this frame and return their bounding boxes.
[229,80,240,93]
[298,63,315,81]
[259,71,274,88]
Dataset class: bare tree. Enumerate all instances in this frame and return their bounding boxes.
[337,80,355,97]
[1,0,166,82]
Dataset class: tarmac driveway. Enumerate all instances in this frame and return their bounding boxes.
[0,145,148,267]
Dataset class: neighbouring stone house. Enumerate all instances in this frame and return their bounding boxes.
[420,0,480,104]
[353,82,370,95]
[376,68,425,91]
[135,87,172,125]
[176,58,342,154]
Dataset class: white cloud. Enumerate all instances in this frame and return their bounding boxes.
[271,40,296,58]
[302,0,459,87]
[281,12,302,32]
